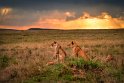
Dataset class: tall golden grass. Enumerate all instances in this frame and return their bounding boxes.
[0,29,124,82]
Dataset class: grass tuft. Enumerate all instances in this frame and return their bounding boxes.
[0,55,10,69]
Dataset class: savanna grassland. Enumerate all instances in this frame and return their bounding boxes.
[0,29,124,83]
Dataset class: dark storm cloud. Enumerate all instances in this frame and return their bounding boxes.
[0,0,123,9]
[0,8,41,26]
[0,11,40,26]
[0,0,123,17]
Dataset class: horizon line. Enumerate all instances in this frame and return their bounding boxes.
[0,28,124,31]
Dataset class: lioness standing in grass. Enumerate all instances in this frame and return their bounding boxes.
[68,41,90,61]
[47,41,66,65]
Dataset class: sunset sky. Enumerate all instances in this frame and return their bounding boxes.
[0,0,124,30]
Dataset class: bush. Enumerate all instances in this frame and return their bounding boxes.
[0,55,10,69]
[86,60,103,69]
[67,57,86,68]
[67,57,103,70]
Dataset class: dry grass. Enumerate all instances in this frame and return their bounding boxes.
[0,29,124,83]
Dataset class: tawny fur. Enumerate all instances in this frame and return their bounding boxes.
[68,41,89,61]
[46,61,56,66]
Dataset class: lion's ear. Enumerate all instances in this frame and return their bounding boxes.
[54,41,56,44]
[72,41,74,45]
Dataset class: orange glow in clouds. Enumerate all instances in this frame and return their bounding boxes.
[0,11,124,30]
[32,12,124,30]
[25,12,124,29]
[0,7,12,16]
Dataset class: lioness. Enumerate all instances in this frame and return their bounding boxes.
[47,41,66,65]
[68,41,89,61]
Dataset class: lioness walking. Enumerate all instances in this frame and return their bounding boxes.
[68,41,89,61]
[47,41,66,65]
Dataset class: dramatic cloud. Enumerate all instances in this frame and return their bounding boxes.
[0,0,123,30]
[1,11,123,30]
[31,12,124,29]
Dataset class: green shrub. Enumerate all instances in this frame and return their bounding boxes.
[86,60,102,69]
[62,74,73,81]
[67,57,86,68]
[0,55,10,69]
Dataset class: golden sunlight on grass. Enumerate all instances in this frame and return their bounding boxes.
[0,30,124,82]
